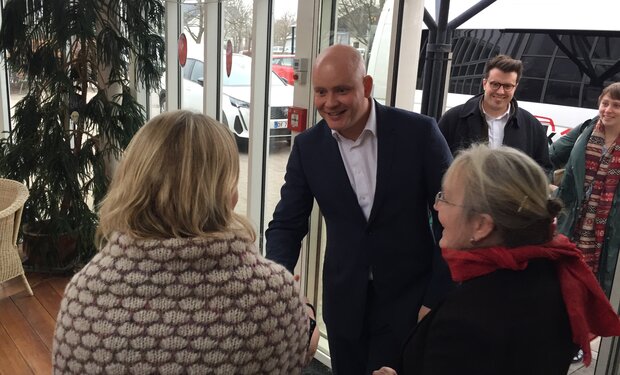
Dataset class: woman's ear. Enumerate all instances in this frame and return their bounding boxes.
[471,213,496,243]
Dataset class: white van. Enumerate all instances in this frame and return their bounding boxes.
[368,2,620,142]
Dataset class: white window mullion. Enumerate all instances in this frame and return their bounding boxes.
[165,0,180,111]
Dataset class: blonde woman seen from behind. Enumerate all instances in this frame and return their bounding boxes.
[52,111,316,374]
[375,145,620,375]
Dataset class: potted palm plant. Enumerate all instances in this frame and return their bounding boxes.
[0,0,165,271]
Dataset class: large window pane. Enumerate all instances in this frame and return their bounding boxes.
[522,56,551,79]
[313,0,390,358]
[222,1,253,217]
[263,0,298,247]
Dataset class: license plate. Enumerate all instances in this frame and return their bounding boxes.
[273,120,288,129]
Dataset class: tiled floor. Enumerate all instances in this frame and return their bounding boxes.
[567,337,600,375]
[303,359,332,375]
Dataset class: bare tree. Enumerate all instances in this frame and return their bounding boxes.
[224,0,253,52]
[273,12,296,50]
[183,3,205,44]
[337,0,384,49]
[178,0,252,53]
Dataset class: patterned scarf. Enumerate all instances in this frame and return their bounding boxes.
[574,120,620,273]
[442,235,620,366]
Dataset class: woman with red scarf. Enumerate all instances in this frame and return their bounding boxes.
[551,82,620,297]
[374,145,620,375]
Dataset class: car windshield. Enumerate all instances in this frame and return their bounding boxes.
[273,56,294,67]
[223,55,286,87]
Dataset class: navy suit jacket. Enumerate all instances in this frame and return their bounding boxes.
[266,101,453,339]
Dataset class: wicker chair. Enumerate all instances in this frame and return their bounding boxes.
[0,178,33,296]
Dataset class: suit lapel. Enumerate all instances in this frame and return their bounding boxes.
[319,122,367,220]
[368,102,396,226]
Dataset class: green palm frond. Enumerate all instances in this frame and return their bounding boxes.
[0,0,165,268]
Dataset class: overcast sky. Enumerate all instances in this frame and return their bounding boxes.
[238,0,297,18]
[239,0,618,31]
[273,0,297,18]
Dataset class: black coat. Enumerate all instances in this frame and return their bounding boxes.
[400,259,574,375]
[438,94,552,172]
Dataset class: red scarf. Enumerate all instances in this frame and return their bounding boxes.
[442,235,620,366]
[575,120,620,273]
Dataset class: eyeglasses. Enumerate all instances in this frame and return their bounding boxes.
[486,80,517,92]
[435,191,464,207]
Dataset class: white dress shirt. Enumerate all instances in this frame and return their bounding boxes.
[483,103,511,149]
[331,100,378,220]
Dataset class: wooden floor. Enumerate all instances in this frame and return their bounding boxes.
[0,272,602,375]
[0,273,70,375]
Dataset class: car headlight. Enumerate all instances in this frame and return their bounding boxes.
[229,97,249,108]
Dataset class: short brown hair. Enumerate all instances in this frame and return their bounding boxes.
[598,82,620,104]
[484,54,524,83]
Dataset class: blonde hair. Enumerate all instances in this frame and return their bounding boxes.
[446,144,561,247]
[97,110,255,242]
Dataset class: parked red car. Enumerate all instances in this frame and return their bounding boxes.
[272,54,295,84]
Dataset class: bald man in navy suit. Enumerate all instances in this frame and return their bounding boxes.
[266,44,453,374]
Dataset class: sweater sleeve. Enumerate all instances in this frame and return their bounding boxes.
[550,118,593,169]
[265,139,315,273]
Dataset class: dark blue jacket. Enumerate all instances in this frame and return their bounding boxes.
[266,101,453,339]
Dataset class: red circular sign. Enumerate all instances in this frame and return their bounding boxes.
[178,33,187,67]
[226,40,233,77]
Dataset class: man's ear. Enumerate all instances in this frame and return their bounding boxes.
[363,75,373,98]
[472,213,496,242]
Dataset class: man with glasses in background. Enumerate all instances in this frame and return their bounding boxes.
[438,54,551,170]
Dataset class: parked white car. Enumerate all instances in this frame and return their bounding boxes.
[160,54,292,144]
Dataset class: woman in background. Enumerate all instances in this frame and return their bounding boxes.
[375,145,620,375]
[52,110,317,374]
[551,82,620,297]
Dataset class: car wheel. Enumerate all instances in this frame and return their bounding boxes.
[235,133,248,153]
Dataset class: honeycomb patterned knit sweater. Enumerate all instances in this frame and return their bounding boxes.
[52,232,308,374]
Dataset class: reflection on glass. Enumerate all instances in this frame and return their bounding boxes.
[222,0,253,217]
[149,69,165,120]
[363,0,393,104]
[7,66,27,123]
[262,0,297,236]
[311,0,389,359]
[148,13,166,119]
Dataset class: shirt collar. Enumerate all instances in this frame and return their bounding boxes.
[331,99,377,142]
[481,101,511,122]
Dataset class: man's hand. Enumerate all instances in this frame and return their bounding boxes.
[373,367,398,375]
[418,305,431,322]
[305,313,320,365]
[294,274,320,366]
